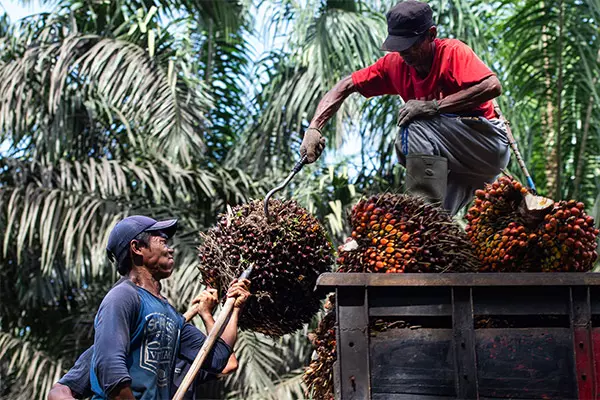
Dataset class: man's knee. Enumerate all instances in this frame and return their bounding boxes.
[395,118,441,160]
[406,117,440,131]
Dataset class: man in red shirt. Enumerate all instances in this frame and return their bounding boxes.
[300,0,510,215]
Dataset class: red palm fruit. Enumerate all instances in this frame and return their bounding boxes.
[340,194,479,273]
[586,216,594,225]
[466,177,599,272]
[564,210,571,218]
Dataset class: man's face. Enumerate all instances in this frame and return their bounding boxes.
[140,233,175,279]
[398,31,434,68]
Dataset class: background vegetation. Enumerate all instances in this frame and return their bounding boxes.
[1,0,599,398]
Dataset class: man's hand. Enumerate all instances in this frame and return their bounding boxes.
[218,279,251,348]
[183,288,218,321]
[227,278,251,309]
[300,128,326,163]
[195,288,218,318]
[48,383,76,400]
[397,100,439,127]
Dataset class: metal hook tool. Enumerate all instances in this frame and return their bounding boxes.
[493,101,553,212]
[493,100,538,194]
[264,155,308,221]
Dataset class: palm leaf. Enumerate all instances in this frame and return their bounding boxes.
[224,331,285,396]
[0,332,65,400]
[0,33,211,165]
[1,156,256,296]
[228,1,386,174]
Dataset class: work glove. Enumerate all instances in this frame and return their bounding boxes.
[300,128,326,164]
[397,99,439,127]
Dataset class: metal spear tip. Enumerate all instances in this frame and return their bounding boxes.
[239,264,254,280]
[263,155,308,222]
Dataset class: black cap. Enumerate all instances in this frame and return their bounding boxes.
[381,1,434,52]
[106,215,178,267]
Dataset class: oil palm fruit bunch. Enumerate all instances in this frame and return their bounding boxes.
[465,177,534,271]
[537,200,599,271]
[465,176,599,271]
[198,199,334,337]
[304,296,336,400]
[338,193,479,273]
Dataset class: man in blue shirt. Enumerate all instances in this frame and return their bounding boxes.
[47,287,237,399]
[88,216,250,399]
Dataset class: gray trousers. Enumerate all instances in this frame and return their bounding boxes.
[395,115,511,215]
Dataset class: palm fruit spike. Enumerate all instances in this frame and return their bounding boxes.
[304,295,336,400]
[198,199,334,337]
[466,176,599,272]
[338,193,480,273]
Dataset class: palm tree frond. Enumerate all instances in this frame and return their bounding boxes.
[0,332,64,400]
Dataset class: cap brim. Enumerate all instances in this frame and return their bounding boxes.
[146,219,178,238]
[381,34,421,52]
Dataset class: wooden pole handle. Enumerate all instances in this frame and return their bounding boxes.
[172,265,253,400]
[493,100,537,193]
[172,297,236,400]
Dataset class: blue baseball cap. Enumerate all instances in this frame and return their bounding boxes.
[106,215,178,265]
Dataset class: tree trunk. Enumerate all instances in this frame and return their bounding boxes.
[205,19,214,85]
[554,0,565,200]
[572,49,600,199]
[541,20,557,197]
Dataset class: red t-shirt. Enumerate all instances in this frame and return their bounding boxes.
[351,38,497,119]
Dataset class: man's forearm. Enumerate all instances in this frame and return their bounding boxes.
[309,75,357,130]
[200,313,215,333]
[200,313,237,374]
[183,310,195,322]
[437,75,502,115]
[220,353,239,375]
[219,308,240,348]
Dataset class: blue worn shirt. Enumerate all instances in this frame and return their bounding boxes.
[58,347,94,398]
[59,346,220,399]
[89,280,231,399]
